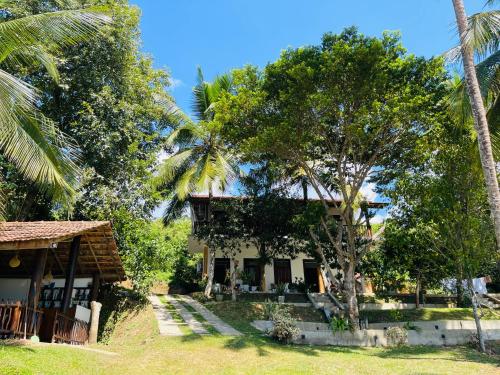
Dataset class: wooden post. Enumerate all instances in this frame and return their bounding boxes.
[62,236,81,314]
[28,249,48,308]
[88,301,102,344]
[90,273,100,302]
[317,266,325,293]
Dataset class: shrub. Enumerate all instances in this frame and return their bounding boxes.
[267,307,300,344]
[262,299,279,320]
[330,316,350,332]
[275,283,287,296]
[386,326,408,347]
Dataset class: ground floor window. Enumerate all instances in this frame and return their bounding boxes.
[243,258,261,287]
[274,259,292,285]
[214,258,230,285]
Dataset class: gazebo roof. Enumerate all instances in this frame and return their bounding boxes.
[0,221,125,281]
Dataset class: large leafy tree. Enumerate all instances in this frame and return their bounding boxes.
[450,0,500,248]
[3,0,175,220]
[3,0,178,289]
[382,117,497,352]
[219,28,447,326]
[157,67,239,297]
[0,0,110,216]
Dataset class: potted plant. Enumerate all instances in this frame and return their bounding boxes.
[215,293,224,302]
[275,283,286,303]
[239,270,252,292]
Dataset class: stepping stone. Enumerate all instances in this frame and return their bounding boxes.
[148,295,183,336]
[177,295,242,336]
[165,295,209,335]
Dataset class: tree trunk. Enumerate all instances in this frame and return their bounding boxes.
[343,262,359,329]
[452,0,500,249]
[468,278,486,352]
[415,276,421,309]
[204,248,216,297]
[260,263,267,292]
[231,258,237,301]
[204,184,215,298]
[456,279,465,307]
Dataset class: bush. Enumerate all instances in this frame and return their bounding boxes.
[267,306,300,344]
[263,299,279,319]
[386,326,408,347]
[330,316,350,332]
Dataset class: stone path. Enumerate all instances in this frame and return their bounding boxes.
[177,295,242,336]
[148,295,184,336]
[164,295,208,335]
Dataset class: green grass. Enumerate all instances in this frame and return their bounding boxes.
[202,301,324,334]
[360,308,499,323]
[0,301,498,374]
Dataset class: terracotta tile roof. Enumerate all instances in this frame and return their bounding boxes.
[0,221,109,243]
[0,221,125,281]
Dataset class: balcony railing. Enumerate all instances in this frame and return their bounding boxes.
[0,302,43,339]
[51,311,89,345]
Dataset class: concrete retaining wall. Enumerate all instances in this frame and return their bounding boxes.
[359,303,453,310]
[252,319,500,347]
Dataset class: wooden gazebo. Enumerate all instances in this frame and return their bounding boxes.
[0,221,125,344]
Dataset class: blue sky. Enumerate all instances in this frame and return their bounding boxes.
[131,0,488,219]
[131,0,486,115]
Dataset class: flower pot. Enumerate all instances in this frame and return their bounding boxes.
[215,294,224,302]
[278,295,285,304]
[241,284,249,292]
[251,286,258,292]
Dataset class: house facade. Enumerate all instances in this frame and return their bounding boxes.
[187,195,383,293]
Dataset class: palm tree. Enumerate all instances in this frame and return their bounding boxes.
[451,0,500,249]
[157,67,239,297]
[0,2,110,217]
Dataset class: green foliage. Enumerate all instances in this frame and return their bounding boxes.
[113,215,192,294]
[330,316,350,333]
[262,299,279,320]
[267,305,300,344]
[275,283,287,296]
[0,1,112,215]
[218,27,448,321]
[156,67,239,223]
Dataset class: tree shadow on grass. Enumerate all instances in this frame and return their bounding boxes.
[222,334,360,358]
[180,333,205,343]
[370,345,500,366]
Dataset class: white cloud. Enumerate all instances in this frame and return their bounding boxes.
[359,182,377,202]
[168,77,183,89]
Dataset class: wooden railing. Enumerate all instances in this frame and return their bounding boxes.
[51,311,89,345]
[0,302,43,339]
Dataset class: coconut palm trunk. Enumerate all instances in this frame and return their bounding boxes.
[452,0,500,249]
[204,184,216,297]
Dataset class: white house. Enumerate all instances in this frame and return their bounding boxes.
[187,195,384,293]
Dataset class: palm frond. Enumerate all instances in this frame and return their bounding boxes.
[447,10,500,63]
[162,195,187,225]
[0,7,111,64]
[156,148,194,185]
[1,45,60,82]
[192,66,211,121]
[0,69,79,201]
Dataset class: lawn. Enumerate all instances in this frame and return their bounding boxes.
[0,301,499,375]
[204,301,326,333]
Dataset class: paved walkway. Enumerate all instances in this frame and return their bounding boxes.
[164,295,208,335]
[177,295,242,336]
[148,295,183,336]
